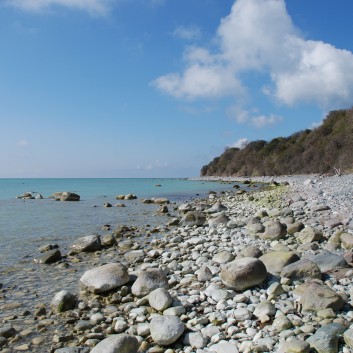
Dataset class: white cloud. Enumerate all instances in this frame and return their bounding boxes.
[229,137,249,149]
[173,25,201,41]
[227,106,283,128]
[153,0,353,116]
[6,0,115,16]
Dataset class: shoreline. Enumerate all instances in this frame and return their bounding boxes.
[1,175,353,353]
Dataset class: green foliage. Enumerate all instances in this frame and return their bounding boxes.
[201,108,353,176]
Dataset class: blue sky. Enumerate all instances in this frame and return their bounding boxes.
[1,0,353,177]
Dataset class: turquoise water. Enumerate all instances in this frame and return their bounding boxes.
[0,178,238,268]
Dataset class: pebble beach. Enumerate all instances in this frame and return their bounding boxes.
[1,174,353,353]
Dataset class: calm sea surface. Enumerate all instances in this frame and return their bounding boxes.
[0,178,238,269]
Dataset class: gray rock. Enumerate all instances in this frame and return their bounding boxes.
[150,315,184,346]
[220,257,267,290]
[205,201,228,214]
[306,323,347,353]
[131,268,168,297]
[178,203,193,213]
[253,301,276,318]
[209,340,239,353]
[34,249,61,264]
[148,288,173,311]
[245,219,265,235]
[60,192,80,201]
[341,233,353,250]
[293,281,345,312]
[239,246,263,258]
[259,251,300,276]
[260,220,287,240]
[90,334,139,353]
[197,266,213,282]
[180,211,206,227]
[208,213,230,228]
[280,259,321,281]
[54,348,90,353]
[297,226,324,243]
[80,263,129,294]
[0,325,16,338]
[153,197,170,204]
[344,328,353,349]
[124,250,145,263]
[212,251,235,264]
[287,221,304,235]
[70,234,101,253]
[280,339,310,353]
[51,290,77,312]
[306,252,348,273]
[183,332,207,349]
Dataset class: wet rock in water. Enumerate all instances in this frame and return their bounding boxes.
[60,192,80,201]
[116,194,126,200]
[35,194,43,199]
[38,244,59,253]
[132,268,169,297]
[280,259,322,281]
[150,315,184,346]
[124,194,137,200]
[297,226,324,243]
[180,211,206,227]
[208,213,230,228]
[80,263,130,294]
[220,257,267,290]
[0,325,17,338]
[18,191,34,199]
[178,202,193,213]
[51,290,77,313]
[103,202,112,208]
[156,205,169,214]
[70,234,101,253]
[305,251,348,273]
[293,280,345,312]
[148,288,173,311]
[101,234,116,246]
[115,203,126,207]
[90,334,139,353]
[260,220,287,240]
[259,251,300,276]
[34,249,62,264]
[153,197,170,204]
[168,218,180,226]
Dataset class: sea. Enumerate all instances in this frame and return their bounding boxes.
[0,178,240,270]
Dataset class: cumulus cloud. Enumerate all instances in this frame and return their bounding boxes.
[228,138,249,149]
[173,25,202,41]
[153,0,353,119]
[6,0,115,16]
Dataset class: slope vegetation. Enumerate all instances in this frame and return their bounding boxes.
[201,108,353,176]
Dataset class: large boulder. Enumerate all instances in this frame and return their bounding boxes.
[34,249,62,264]
[260,220,287,240]
[131,268,169,297]
[305,252,348,273]
[297,226,324,243]
[220,257,267,291]
[293,280,345,312]
[180,211,206,227]
[150,315,184,346]
[80,263,129,294]
[259,251,300,276]
[70,234,101,253]
[90,334,139,353]
[280,259,321,281]
[208,213,230,228]
[60,192,80,201]
[51,290,77,313]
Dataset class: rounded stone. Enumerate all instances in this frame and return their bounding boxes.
[220,257,267,290]
[90,334,139,353]
[148,288,173,311]
[150,315,184,346]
